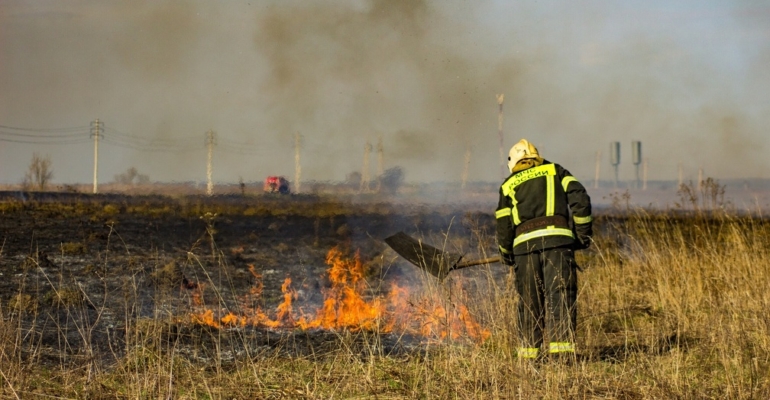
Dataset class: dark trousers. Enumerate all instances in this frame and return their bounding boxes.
[513,246,577,350]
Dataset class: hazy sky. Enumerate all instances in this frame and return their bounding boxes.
[1,0,768,185]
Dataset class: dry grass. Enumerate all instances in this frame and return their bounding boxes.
[1,204,769,399]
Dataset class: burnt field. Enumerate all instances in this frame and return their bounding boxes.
[2,191,770,399]
[0,193,500,367]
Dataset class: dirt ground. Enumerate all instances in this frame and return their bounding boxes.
[0,192,501,367]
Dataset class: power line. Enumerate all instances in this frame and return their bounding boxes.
[0,136,90,145]
[0,129,89,138]
[0,124,90,132]
[103,129,190,147]
[102,134,199,150]
[217,137,263,147]
[100,126,132,136]
[216,142,271,155]
[102,127,216,153]
[103,127,186,146]
[101,137,201,153]
[1,122,281,155]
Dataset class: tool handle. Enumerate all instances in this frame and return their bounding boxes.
[453,256,502,269]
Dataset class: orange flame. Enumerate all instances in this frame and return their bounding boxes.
[189,246,490,342]
[247,264,263,298]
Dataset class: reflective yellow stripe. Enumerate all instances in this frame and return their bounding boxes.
[498,245,511,255]
[511,190,521,225]
[549,342,575,353]
[513,227,574,247]
[517,347,539,359]
[561,176,578,192]
[501,164,556,197]
[546,175,555,216]
[495,208,511,219]
[573,215,592,224]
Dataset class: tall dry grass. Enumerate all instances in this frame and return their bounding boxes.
[1,201,769,398]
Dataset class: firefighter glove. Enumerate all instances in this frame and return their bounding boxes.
[574,236,591,250]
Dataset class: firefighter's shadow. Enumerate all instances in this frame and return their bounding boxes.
[587,332,699,364]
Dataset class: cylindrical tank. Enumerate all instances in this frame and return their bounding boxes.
[631,141,642,165]
[610,142,621,166]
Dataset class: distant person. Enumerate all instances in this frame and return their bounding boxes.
[495,139,593,361]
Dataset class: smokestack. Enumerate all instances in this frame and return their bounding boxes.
[497,94,505,178]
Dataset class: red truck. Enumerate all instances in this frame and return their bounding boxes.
[264,176,290,194]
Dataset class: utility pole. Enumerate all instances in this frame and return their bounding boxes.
[678,163,683,188]
[642,158,648,191]
[375,137,384,192]
[294,132,301,194]
[90,119,103,194]
[496,94,505,178]
[206,130,215,196]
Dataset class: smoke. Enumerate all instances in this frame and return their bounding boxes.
[255,0,565,181]
[250,0,522,181]
[107,2,205,81]
[0,0,768,184]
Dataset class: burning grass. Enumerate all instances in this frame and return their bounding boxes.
[1,196,770,398]
[188,246,490,343]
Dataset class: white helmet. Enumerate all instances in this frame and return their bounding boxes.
[508,139,540,172]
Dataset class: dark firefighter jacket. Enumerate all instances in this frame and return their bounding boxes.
[496,159,593,261]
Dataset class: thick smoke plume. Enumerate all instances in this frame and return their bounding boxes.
[0,0,768,184]
[251,0,522,182]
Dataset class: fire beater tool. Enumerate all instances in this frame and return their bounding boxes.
[384,231,500,281]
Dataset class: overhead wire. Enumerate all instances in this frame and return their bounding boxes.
[102,126,206,153]
[101,137,201,154]
[103,127,188,145]
[0,137,91,145]
[216,140,272,155]
[0,129,89,139]
[0,124,90,132]
[0,130,90,145]
[1,123,287,156]
[0,123,91,147]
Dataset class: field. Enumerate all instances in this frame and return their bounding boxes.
[1,189,769,399]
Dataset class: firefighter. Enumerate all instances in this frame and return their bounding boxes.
[496,139,592,361]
